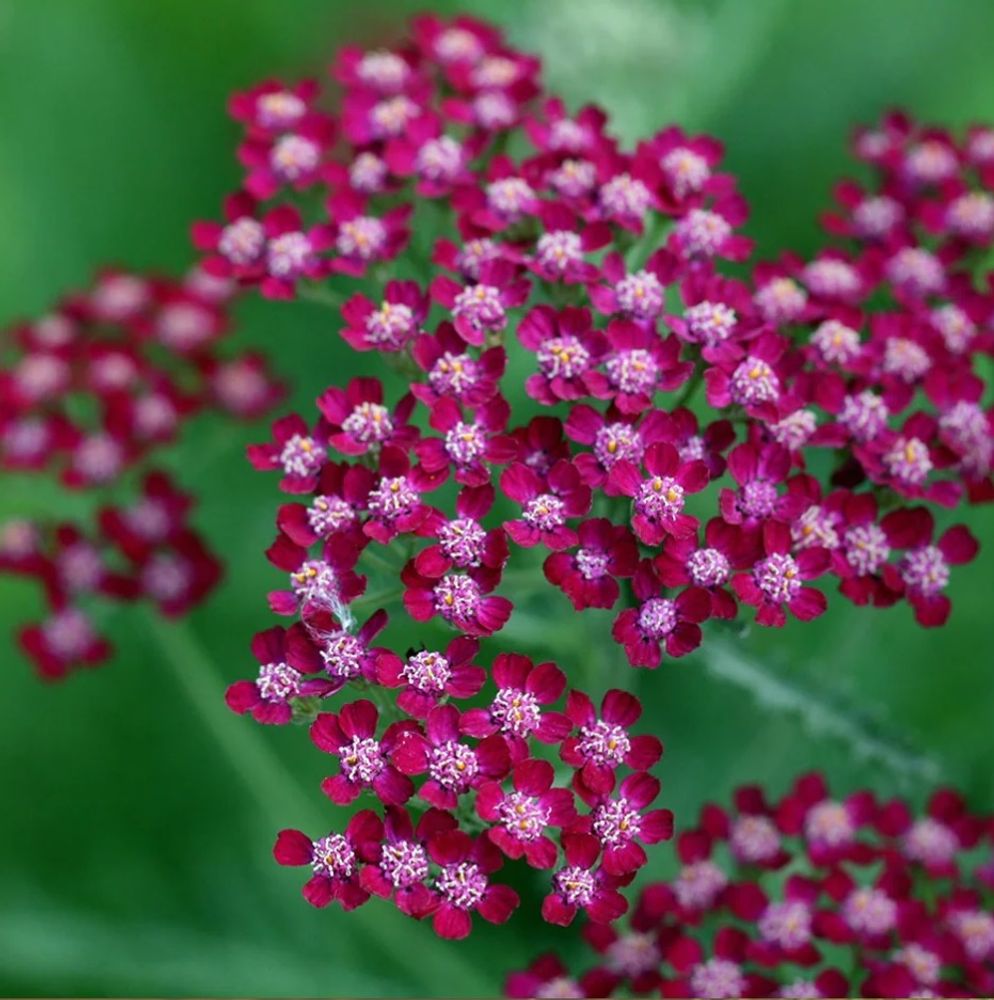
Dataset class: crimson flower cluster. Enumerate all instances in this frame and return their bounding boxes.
[204,15,993,935]
[1,266,284,677]
[506,772,994,999]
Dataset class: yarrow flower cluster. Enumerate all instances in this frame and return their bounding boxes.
[506,772,994,999]
[1,267,284,677]
[203,16,993,937]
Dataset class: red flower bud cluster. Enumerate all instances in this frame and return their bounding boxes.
[200,14,993,936]
[506,772,994,999]
[1,266,285,677]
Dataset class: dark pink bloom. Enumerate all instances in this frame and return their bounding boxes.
[490,415,570,477]
[666,264,759,364]
[430,259,530,346]
[310,699,420,805]
[204,352,286,419]
[599,320,691,414]
[719,442,802,528]
[704,331,788,420]
[477,758,577,869]
[332,45,417,95]
[19,607,111,680]
[426,830,520,939]
[505,955,584,1000]
[501,459,592,550]
[668,190,753,262]
[273,810,383,910]
[191,191,266,282]
[527,203,612,286]
[662,926,775,998]
[574,771,673,876]
[391,703,511,810]
[247,413,327,494]
[386,116,483,198]
[238,113,335,199]
[416,394,510,486]
[264,531,365,617]
[612,561,710,668]
[732,522,830,627]
[460,653,571,761]
[876,786,982,878]
[316,377,417,457]
[401,559,511,637]
[324,192,412,277]
[341,89,427,146]
[259,205,333,299]
[609,442,709,544]
[524,97,611,157]
[411,322,507,408]
[339,281,428,353]
[225,624,331,725]
[376,635,486,719]
[641,125,729,206]
[362,446,445,545]
[135,530,222,617]
[544,518,639,610]
[275,461,373,549]
[303,607,388,690]
[880,508,978,626]
[588,158,662,233]
[359,805,455,919]
[588,250,677,326]
[412,484,509,574]
[561,688,663,796]
[517,305,609,404]
[453,157,541,232]
[98,471,193,561]
[542,832,630,927]
[776,771,880,866]
[228,78,320,137]
[654,518,758,620]
[565,406,670,492]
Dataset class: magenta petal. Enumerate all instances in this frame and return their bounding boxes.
[225,680,260,714]
[602,840,647,875]
[641,808,675,844]
[434,903,473,940]
[541,894,577,927]
[321,774,360,805]
[373,766,415,805]
[789,587,827,621]
[479,883,519,923]
[273,829,313,866]
[302,875,335,908]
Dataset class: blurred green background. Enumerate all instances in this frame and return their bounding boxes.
[2,0,994,995]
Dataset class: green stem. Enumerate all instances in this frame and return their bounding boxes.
[696,637,943,787]
[673,361,705,410]
[298,283,344,309]
[354,587,404,609]
[144,611,314,823]
[360,547,405,576]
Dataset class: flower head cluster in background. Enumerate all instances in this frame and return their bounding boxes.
[195,12,994,940]
[0,266,285,677]
[507,772,994,999]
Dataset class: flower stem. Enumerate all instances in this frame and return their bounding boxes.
[696,637,943,787]
[298,283,344,309]
[144,610,314,823]
[674,361,705,410]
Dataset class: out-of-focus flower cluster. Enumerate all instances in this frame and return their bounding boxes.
[506,772,994,999]
[1,266,285,677]
[200,14,993,936]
